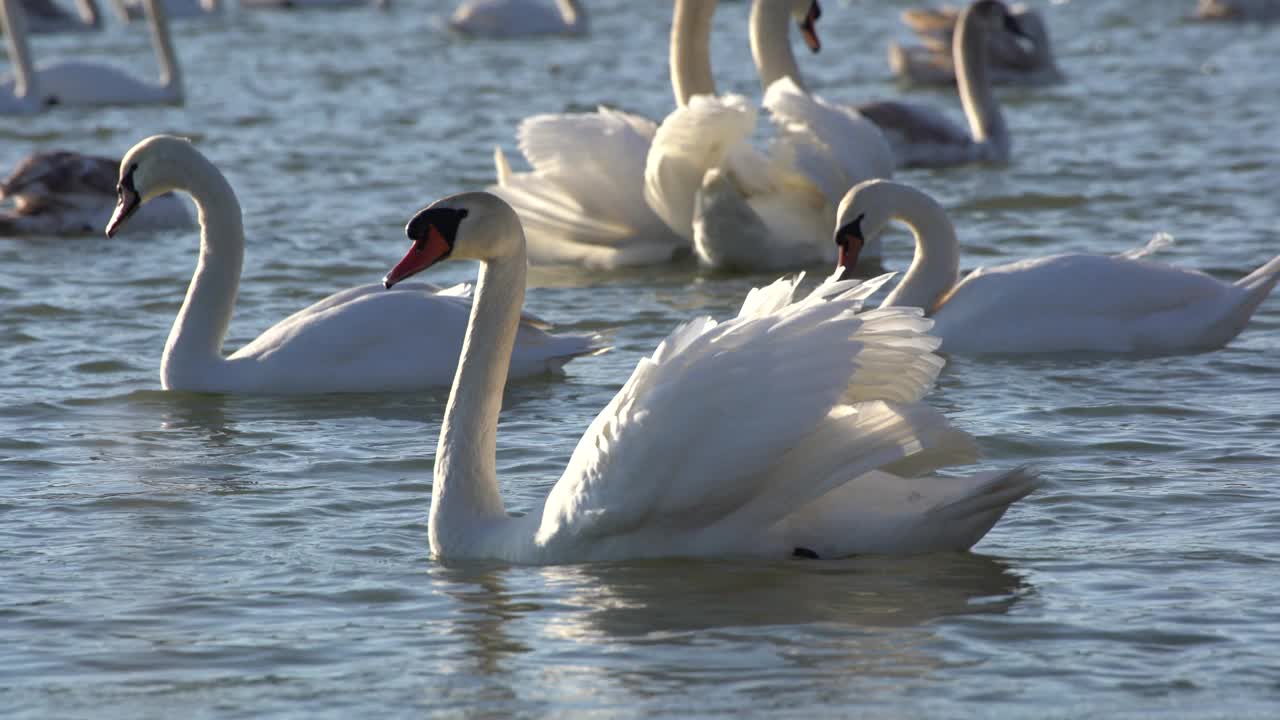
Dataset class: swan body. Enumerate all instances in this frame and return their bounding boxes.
[888,3,1063,87]
[382,190,1039,563]
[449,0,585,37]
[855,0,1020,169]
[1,0,182,107]
[0,150,192,236]
[834,180,1280,355]
[105,136,600,394]
[20,0,100,33]
[1194,0,1280,21]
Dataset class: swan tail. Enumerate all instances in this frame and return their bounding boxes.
[1234,253,1280,293]
[1211,252,1280,344]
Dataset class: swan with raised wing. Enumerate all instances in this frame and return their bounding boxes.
[851,0,1024,169]
[103,136,600,394]
[1,0,182,107]
[888,3,1063,87]
[449,0,585,37]
[1,150,192,236]
[833,180,1280,354]
[382,190,1040,563]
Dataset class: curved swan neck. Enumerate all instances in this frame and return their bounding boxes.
[2,0,37,102]
[954,7,1007,158]
[430,222,528,552]
[670,0,717,107]
[749,0,805,94]
[144,0,182,99]
[879,185,961,312]
[162,154,243,385]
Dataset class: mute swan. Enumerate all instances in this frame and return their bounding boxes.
[103,136,600,394]
[1,0,183,107]
[833,180,1280,355]
[1194,0,1280,21]
[382,190,1039,563]
[449,0,585,37]
[643,0,893,272]
[0,0,45,114]
[0,150,192,236]
[888,3,1063,87]
[487,0,713,268]
[20,0,100,33]
[853,0,1024,169]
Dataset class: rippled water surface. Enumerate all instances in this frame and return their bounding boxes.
[3,0,1280,717]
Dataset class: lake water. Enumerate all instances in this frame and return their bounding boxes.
[3,0,1279,717]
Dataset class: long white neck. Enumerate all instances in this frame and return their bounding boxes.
[670,0,717,107]
[429,221,528,556]
[954,7,1008,160]
[1,0,38,103]
[878,184,961,312]
[555,0,584,30]
[749,0,805,94]
[161,154,244,388]
[143,0,182,99]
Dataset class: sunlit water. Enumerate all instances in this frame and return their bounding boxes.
[3,0,1279,717]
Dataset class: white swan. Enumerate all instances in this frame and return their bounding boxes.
[854,0,1023,169]
[381,190,1040,563]
[643,0,893,272]
[833,180,1280,355]
[1,0,182,107]
[487,0,715,268]
[1194,0,1280,21]
[20,0,100,33]
[888,3,1063,87]
[0,150,192,236]
[104,136,600,394]
[449,0,585,37]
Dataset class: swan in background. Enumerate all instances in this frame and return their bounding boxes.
[888,3,1063,87]
[449,0,586,37]
[105,136,600,394]
[648,0,895,272]
[833,180,1280,355]
[854,0,1024,169]
[239,0,387,10]
[20,0,100,33]
[112,0,217,22]
[488,0,717,268]
[1194,0,1280,21]
[381,190,1039,563]
[0,150,192,236]
[1,0,45,114]
[6,0,183,106]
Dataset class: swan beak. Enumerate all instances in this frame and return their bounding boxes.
[800,1,822,53]
[384,225,451,288]
[836,230,864,282]
[105,186,141,238]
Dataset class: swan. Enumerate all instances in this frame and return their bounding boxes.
[852,0,1025,169]
[112,0,217,22]
[0,0,45,114]
[381,190,1040,563]
[888,3,1063,87]
[239,0,386,10]
[449,0,585,37]
[1194,0,1280,21]
[643,0,893,272]
[833,180,1280,355]
[20,0,100,33]
[103,136,601,394]
[1,0,183,107]
[0,150,193,236]
[487,0,715,268]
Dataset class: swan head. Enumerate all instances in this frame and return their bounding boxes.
[105,135,197,238]
[833,180,900,281]
[796,0,822,53]
[384,192,520,288]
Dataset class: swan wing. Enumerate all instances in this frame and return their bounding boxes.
[534,275,944,550]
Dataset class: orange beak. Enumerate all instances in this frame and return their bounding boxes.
[836,230,864,281]
[384,224,452,288]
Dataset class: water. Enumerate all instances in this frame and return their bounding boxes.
[3,0,1279,716]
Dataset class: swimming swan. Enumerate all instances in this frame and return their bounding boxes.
[833,180,1280,354]
[381,190,1040,563]
[104,136,600,393]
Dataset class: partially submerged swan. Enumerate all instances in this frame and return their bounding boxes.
[833,180,1280,354]
[104,136,600,394]
[382,190,1039,563]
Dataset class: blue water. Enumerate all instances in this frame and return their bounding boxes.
[3,1,1279,717]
